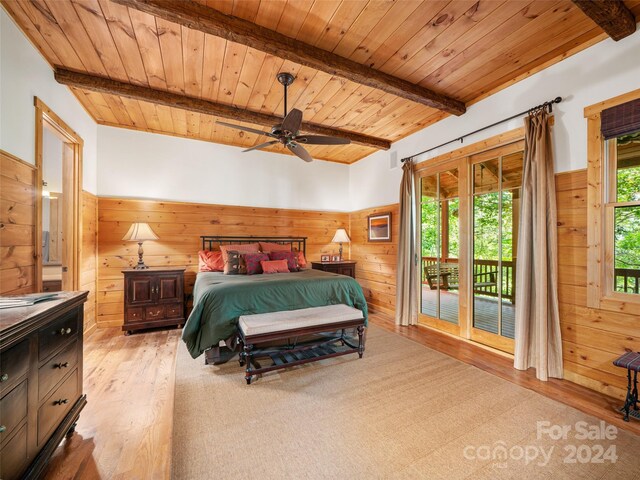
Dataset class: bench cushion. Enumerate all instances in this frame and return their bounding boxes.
[239,304,364,337]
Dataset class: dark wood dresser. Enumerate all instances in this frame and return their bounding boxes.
[122,267,185,335]
[311,261,357,279]
[0,291,87,480]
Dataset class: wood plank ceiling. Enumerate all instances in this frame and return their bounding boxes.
[3,0,640,164]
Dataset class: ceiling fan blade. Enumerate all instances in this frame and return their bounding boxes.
[287,142,313,163]
[294,135,351,146]
[242,140,279,152]
[216,121,275,138]
[281,108,303,135]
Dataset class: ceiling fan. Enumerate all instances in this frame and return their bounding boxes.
[216,72,350,162]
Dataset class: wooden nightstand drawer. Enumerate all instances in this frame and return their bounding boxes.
[126,307,144,322]
[38,311,78,362]
[165,303,182,319]
[0,381,28,441]
[0,339,29,397]
[38,368,79,445]
[145,305,165,320]
[39,339,78,401]
[0,424,28,480]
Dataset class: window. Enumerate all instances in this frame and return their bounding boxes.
[607,131,640,295]
[586,91,640,314]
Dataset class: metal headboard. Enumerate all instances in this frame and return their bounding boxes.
[200,236,307,255]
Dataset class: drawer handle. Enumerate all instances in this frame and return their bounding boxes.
[149,310,160,317]
[0,373,8,382]
[58,327,72,335]
[54,398,69,406]
[54,362,69,369]
[0,425,5,433]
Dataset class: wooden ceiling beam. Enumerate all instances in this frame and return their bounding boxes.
[111,0,466,116]
[54,68,391,150]
[571,0,636,41]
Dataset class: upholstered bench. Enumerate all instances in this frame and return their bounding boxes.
[237,304,365,384]
[613,351,640,422]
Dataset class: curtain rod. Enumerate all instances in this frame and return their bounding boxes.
[401,96,562,163]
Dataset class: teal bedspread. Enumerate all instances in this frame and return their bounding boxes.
[182,269,368,358]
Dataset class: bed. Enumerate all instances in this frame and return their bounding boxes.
[182,236,368,360]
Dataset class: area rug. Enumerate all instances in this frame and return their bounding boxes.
[172,326,640,479]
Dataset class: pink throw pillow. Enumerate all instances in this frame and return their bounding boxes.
[259,242,292,253]
[261,259,289,274]
[198,250,224,272]
[244,253,270,275]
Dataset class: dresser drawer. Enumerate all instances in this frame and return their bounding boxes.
[38,368,78,445]
[165,303,183,319]
[145,305,165,321]
[0,339,29,396]
[0,381,28,442]
[39,339,78,401]
[38,311,78,362]
[0,423,28,480]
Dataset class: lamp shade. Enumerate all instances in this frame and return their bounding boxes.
[331,228,351,244]
[122,223,159,242]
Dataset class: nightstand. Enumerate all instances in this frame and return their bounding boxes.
[311,261,357,279]
[122,267,185,335]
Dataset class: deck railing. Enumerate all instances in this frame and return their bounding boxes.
[422,257,516,304]
[615,268,640,294]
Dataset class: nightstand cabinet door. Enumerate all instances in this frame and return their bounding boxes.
[127,276,154,305]
[122,268,186,334]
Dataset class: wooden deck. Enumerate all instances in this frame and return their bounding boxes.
[421,288,515,338]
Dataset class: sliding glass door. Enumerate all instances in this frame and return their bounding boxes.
[417,142,523,354]
[419,159,469,335]
[469,145,522,353]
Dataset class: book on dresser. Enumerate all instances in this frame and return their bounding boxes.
[0,291,88,480]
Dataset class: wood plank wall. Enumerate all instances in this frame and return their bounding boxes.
[556,169,637,401]
[81,191,98,335]
[349,204,399,316]
[1,150,36,295]
[96,198,348,327]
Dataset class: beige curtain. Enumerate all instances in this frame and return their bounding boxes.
[395,160,419,326]
[514,110,563,380]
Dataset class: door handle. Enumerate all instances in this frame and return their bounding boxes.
[62,266,68,272]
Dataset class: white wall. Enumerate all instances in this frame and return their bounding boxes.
[97,126,351,211]
[0,9,98,193]
[42,127,63,193]
[350,32,640,211]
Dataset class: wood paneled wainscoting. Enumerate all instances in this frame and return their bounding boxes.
[97,198,349,327]
[349,204,399,316]
[556,169,638,401]
[81,191,98,336]
[1,150,36,295]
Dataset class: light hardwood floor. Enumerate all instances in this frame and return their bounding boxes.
[43,313,638,479]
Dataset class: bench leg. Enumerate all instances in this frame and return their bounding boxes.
[623,369,633,421]
[238,337,246,367]
[357,325,365,359]
[244,343,254,385]
[633,371,638,411]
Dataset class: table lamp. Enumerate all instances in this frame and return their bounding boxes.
[122,222,158,269]
[331,228,351,261]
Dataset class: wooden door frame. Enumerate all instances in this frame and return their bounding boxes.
[34,97,84,292]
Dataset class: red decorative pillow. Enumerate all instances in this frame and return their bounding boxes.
[198,250,224,272]
[220,243,260,263]
[269,251,299,271]
[261,259,289,274]
[259,242,292,253]
[294,250,307,268]
[244,253,270,275]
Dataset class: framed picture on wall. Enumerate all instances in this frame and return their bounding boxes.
[320,254,330,262]
[368,212,392,242]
